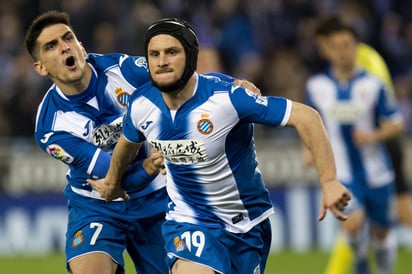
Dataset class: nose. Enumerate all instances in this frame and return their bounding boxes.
[59,39,70,53]
[157,53,168,67]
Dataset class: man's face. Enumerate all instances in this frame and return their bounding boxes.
[323,31,357,71]
[34,23,87,85]
[147,34,186,90]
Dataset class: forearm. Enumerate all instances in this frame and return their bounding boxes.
[374,120,404,142]
[289,102,337,185]
[106,135,141,184]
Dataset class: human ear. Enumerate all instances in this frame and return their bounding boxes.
[33,61,48,77]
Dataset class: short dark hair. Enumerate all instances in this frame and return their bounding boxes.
[24,10,72,60]
[314,16,359,41]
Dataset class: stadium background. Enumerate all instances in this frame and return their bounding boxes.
[1,0,412,272]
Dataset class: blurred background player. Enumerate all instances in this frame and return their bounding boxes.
[313,16,412,274]
[305,17,404,274]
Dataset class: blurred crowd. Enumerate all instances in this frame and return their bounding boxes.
[1,0,412,138]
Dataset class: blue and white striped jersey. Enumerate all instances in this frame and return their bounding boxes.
[122,73,292,233]
[306,68,403,188]
[34,53,165,200]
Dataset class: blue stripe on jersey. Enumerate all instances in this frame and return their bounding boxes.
[225,122,273,220]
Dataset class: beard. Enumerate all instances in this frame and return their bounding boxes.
[151,74,187,93]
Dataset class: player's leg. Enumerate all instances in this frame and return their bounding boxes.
[325,184,369,274]
[368,184,397,274]
[172,259,217,274]
[69,253,120,274]
[385,137,412,227]
[340,209,370,274]
[396,193,412,227]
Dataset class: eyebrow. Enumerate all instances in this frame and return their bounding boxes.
[42,30,73,50]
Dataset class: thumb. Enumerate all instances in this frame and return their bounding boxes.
[317,206,327,221]
[122,191,130,201]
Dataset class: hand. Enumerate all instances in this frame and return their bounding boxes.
[87,177,130,202]
[352,129,376,146]
[317,180,351,222]
[144,147,166,175]
[234,79,261,95]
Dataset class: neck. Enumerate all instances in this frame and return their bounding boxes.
[162,73,196,110]
[332,65,356,83]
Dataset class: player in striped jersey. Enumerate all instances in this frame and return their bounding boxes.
[89,18,351,274]
[305,17,404,274]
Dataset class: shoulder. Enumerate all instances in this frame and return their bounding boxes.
[306,72,329,87]
[129,81,158,102]
[198,73,233,92]
[86,53,147,71]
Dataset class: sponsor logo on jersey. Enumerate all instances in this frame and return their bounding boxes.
[141,121,153,130]
[245,89,268,106]
[71,230,85,248]
[46,144,74,164]
[92,117,122,148]
[327,102,363,123]
[150,139,208,164]
[174,236,185,252]
[134,56,148,69]
[197,113,213,135]
[114,87,130,106]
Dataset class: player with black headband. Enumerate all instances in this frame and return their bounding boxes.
[90,17,351,274]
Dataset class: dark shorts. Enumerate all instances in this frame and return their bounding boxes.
[66,188,168,274]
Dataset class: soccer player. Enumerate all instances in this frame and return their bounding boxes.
[25,11,261,274]
[24,10,168,274]
[88,18,351,274]
[313,16,412,274]
[305,17,404,274]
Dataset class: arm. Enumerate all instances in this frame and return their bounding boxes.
[87,135,142,201]
[287,101,351,221]
[37,131,157,190]
[353,119,404,146]
[87,135,164,201]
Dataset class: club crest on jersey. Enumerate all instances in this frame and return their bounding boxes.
[197,113,213,135]
[174,236,185,252]
[71,230,85,248]
[115,87,130,106]
[134,56,148,69]
[46,144,74,164]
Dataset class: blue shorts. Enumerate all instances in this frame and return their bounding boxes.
[343,181,396,228]
[162,218,272,274]
[66,188,168,274]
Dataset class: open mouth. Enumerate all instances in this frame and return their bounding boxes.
[65,56,75,68]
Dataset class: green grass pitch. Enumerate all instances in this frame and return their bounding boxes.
[0,249,411,274]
